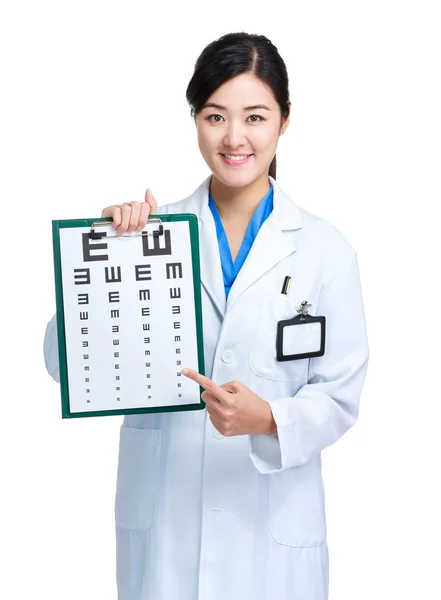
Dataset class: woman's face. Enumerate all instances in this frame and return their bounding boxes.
[195,73,289,188]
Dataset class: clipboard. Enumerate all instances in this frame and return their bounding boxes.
[52,214,205,419]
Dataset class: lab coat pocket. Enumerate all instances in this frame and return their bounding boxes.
[249,293,311,382]
[115,425,161,531]
[268,463,326,547]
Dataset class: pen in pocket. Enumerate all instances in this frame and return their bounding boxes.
[281,276,291,295]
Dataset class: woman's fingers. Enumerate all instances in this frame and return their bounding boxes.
[137,201,152,232]
[126,202,142,234]
[101,205,125,232]
[100,188,157,236]
[181,368,231,404]
[116,203,133,234]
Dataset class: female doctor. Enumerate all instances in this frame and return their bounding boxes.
[44,32,369,600]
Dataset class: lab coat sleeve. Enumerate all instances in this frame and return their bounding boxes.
[249,248,369,474]
[43,312,60,383]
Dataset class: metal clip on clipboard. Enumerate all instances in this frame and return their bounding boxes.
[89,218,164,240]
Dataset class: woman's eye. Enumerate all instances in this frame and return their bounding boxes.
[247,114,264,123]
[207,114,224,122]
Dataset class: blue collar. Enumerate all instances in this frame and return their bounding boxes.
[208,184,274,296]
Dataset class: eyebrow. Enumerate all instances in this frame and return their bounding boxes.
[202,102,271,111]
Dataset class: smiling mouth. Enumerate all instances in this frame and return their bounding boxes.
[220,153,253,165]
[221,153,252,161]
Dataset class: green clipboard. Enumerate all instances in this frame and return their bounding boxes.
[52,214,205,419]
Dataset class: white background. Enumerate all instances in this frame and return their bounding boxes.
[1,1,440,598]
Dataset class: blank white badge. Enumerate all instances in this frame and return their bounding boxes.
[282,321,322,356]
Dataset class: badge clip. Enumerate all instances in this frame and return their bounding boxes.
[296,300,312,319]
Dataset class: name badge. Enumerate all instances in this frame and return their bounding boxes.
[276,301,326,362]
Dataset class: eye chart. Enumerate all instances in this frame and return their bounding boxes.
[51,214,205,419]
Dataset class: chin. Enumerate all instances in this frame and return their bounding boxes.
[211,167,260,189]
[216,175,253,189]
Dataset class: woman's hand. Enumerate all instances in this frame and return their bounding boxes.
[181,368,278,438]
[101,188,158,236]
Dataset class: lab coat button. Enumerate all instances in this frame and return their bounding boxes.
[221,350,234,363]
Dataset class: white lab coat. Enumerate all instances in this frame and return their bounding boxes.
[43,175,369,600]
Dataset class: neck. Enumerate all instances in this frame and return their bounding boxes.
[209,173,271,222]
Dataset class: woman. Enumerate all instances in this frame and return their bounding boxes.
[44,32,369,600]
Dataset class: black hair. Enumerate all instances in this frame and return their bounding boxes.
[186,32,291,180]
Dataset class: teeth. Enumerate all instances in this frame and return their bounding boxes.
[224,154,250,161]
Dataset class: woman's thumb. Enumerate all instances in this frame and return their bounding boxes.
[145,188,157,213]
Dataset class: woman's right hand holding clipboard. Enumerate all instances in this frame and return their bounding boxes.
[101,188,157,236]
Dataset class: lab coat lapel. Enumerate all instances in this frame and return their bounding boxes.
[182,176,227,318]
[181,175,304,317]
[225,177,304,310]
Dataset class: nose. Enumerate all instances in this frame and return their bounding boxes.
[223,120,247,150]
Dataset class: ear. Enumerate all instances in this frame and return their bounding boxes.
[279,113,290,136]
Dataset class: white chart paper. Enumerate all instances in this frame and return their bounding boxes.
[57,220,202,414]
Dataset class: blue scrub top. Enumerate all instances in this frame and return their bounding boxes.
[208,183,274,298]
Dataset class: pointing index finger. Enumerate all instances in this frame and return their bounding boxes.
[181,368,227,401]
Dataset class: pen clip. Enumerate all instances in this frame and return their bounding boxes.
[281,276,291,295]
